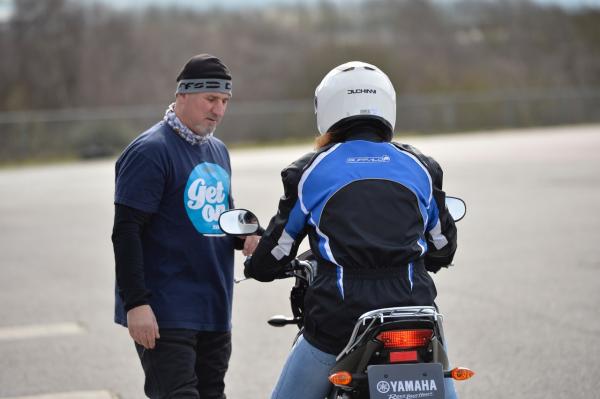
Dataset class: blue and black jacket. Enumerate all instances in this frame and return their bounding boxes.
[245,128,457,354]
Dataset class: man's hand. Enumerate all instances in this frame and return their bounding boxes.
[242,235,260,256]
[127,304,160,349]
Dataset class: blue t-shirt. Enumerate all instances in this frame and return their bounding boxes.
[114,121,237,331]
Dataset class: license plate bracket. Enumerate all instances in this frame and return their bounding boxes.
[367,363,445,399]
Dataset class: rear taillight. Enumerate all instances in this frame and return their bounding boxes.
[376,329,433,349]
[389,350,418,363]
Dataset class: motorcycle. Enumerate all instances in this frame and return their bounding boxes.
[219,197,474,399]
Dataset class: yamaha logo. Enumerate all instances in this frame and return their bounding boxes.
[376,381,391,394]
[378,379,438,393]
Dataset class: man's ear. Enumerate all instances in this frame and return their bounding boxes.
[175,93,188,107]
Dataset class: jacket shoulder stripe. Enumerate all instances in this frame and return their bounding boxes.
[270,229,295,261]
[298,143,342,214]
[388,143,433,204]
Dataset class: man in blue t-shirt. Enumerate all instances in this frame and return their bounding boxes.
[112,54,258,399]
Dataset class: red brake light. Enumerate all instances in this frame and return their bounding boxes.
[389,350,418,363]
[376,329,433,349]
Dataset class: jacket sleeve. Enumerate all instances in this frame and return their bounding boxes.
[422,155,458,272]
[244,152,314,282]
[112,203,153,310]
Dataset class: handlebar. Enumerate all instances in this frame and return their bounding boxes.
[276,259,317,285]
[239,255,316,285]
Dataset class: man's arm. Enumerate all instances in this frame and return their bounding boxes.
[241,235,260,256]
[112,204,160,349]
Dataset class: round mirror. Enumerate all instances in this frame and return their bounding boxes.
[446,197,466,222]
[218,209,260,236]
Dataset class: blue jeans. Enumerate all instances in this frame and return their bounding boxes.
[271,334,459,399]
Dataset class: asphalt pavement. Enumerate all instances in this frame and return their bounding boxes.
[0,124,599,399]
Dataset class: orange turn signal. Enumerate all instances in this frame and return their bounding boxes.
[329,371,352,386]
[450,367,475,381]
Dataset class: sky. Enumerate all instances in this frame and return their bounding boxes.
[94,0,600,10]
[1,0,599,21]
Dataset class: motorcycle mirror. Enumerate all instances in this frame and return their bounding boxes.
[218,209,261,236]
[446,197,466,222]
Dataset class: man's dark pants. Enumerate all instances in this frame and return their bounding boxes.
[135,329,232,399]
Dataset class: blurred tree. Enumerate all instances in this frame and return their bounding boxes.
[0,0,599,112]
[3,0,85,110]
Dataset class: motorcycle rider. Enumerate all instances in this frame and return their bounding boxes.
[244,61,459,399]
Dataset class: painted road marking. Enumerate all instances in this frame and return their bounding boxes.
[0,322,85,341]
[1,392,115,399]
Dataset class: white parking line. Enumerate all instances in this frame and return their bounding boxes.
[1,392,115,399]
[0,322,85,341]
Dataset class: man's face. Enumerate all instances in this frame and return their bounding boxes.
[176,91,230,136]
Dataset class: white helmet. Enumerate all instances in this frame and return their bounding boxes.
[315,61,396,135]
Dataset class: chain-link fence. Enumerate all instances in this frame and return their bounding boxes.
[1,87,599,163]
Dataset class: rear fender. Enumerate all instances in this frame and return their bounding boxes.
[331,339,383,375]
[430,336,449,370]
